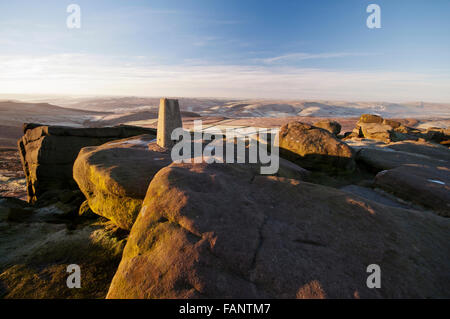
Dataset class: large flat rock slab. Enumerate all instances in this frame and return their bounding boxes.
[374,165,450,216]
[356,147,447,171]
[386,140,450,162]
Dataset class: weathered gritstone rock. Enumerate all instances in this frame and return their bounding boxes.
[382,119,401,129]
[386,140,450,162]
[0,197,32,222]
[356,143,448,171]
[344,114,411,143]
[107,162,450,299]
[339,185,413,210]
[17,123,156,203]
[358,114,383,124]
[277,122,355,173]
[346,114,449,144]
[374,165,450,217]
[426,127,450,146]
[358,123,395,143]
[73,135,172,230]
[313,120,341,136]
[74,134,309,230]
[351,139,450,216]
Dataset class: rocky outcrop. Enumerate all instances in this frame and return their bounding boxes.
[313,120,341,136]
[17,123,156,203]
[358,114,383,124]
[382,119,401,129]
[277,122,355,173]
[350,139,450,216]
[73,135,172,230]
[358,123,397,143]
[375,165,450,217]
[345,114,449,145]
[74,134,310,230]
[425,127,450,146]
[107,162,450,299]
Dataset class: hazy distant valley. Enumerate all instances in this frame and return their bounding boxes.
[0,95,449,148]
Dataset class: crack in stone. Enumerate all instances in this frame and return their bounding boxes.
[293,238,326,247]
[249,214,268,272]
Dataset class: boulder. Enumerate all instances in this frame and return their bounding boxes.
[277,122,355,173]
[374,165,450,217]
[382,119,401,129]
[107,162,450,298]
[313,120,341,135]
[358,123,394,143]
[347,115,423,143]
[426,127,450,145]
[358,114,383,124]
[18,123,156,203]
[73,135,172,230]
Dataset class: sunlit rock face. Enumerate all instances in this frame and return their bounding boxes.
[107,161,450,299]
[276,121,355,173]
[313,120,342,136]
[73,135,171,230]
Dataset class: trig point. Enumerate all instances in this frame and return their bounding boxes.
[157,98,183,148]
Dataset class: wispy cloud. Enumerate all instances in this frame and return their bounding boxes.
[259,52,378,64]
[0,54,449,102]
[193,36,220,47]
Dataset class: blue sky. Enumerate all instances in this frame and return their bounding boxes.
[1,0,449,101]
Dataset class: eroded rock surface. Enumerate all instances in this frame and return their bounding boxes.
[18,124,156,203]
[277,122,355,173]
[313,120,341,136]
[347,139,450,216]
[375,165,450,216]
[73,135,172,230]
[107,162,450,299]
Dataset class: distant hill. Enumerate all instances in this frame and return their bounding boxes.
[38,96,450,119]
[0,100,111,148]
[0,96,448,148]
[0,100,108,116]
